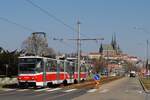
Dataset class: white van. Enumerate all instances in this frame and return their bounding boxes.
[130,71,136,77]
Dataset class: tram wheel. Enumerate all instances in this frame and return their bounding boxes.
[47,82,53,88]
[63,80,68,86]
[19,82,28,89]
[81,79,85,82]
[74,79,78,84]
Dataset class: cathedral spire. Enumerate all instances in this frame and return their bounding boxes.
[111,34,114,47]
[111,33,117,50]
[114,33,117,48]
[99,43,103,54]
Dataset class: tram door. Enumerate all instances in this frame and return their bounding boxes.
[56,60,64,83]
[66,62,74,83]
[43,59,47,87]
[47,59,58,84]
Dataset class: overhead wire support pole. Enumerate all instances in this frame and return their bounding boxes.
[77,20,81,83]
[53,21,104,83]
[146,40,149,77]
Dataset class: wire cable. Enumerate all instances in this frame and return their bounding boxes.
[25,0,90,38]
[25,0,76,32]
[0,16,34,32]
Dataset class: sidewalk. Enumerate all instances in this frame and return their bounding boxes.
[73,77,145,100]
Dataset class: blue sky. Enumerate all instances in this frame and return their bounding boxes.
[0,0,150,59]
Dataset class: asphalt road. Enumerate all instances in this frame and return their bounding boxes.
[0,84,95,100]
[73,77,150,100]
[0,77,149,100]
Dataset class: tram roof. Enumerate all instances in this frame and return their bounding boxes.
[18,56,75,63]
[18,56,54,60]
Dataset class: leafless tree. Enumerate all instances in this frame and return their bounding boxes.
[22,32,55,57]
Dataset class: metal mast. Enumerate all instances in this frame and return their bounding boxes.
[146,40,149,75]
[53,20,104,83]
[77,20,81,82]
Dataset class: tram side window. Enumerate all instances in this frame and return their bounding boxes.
[47,60,57,72]
[35,60,43,73]
[59,61,64,72]
[74,63,78,72]
[66,62,74,73]
[71,63,75,73]
[66,62,70,72]
[72,63,77,72]
[80,65,86,72]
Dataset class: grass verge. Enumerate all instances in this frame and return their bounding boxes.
[64,76,123,89]
[141,78,150,91]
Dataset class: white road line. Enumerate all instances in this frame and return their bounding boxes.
[46,88,62,92]
[99,89,109,93]
[87,89,97,93]
[17,89,29,91]
[125,90,129,93]
[136,90,143,94]
[34,88,50,92]
[0,89,4,91]
[2,89,16,91]
[64,89,77,92]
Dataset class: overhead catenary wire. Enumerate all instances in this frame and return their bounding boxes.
[0,16,34,32]
[25,0,75,32]
[133,27,150,34]
[25,0,104,60]
[25,0,90,38]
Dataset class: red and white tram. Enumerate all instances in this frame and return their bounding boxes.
[17,56,87,88]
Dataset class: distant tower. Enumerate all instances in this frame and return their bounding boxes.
[99,43,103,54]
[113,33,117,49]
[111,34,114,48]
[111,33,117,50]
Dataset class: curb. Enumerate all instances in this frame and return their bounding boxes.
[138,77,150,94]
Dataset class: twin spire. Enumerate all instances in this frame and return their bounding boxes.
[111,33,117,50]
[99,33,121,54]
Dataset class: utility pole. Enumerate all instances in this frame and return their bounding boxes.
[77,20,81,82]
[146,40,148,61]
[146,40,149,77]
[53,20,104,83]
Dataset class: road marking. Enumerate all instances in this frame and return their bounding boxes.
[125,90,129,93]
[46,88,62,92]
[99,89,109,93]
[87,89,97,93]
[64,89,77,92]
[136,90,143,94]
[17,89,29,91]
[2,89,16,91]
[34,88,49,92]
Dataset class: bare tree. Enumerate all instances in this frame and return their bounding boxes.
[45,47,56,58]
[0,47,3,53]
[92,58,106,73]
[22,32,55,57]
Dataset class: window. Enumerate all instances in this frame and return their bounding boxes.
[47,59,57,72]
